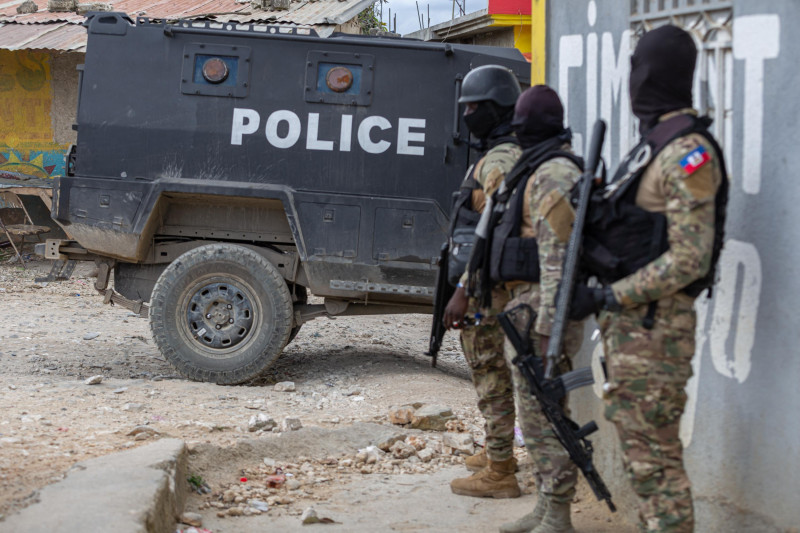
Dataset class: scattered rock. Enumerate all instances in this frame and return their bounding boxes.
[406,435,426,451]
[410,405,455,431]
[443,432,474,455]
[301,507,318,524]
[377,431,407,452]
[286,478,302,490]
[417,447,435,462]
[126,425,159,438]
[112,387,127,394]
[75,2,112,14]
[389,440,416,459]
[281,417,302,431]
[180,511,203,527]
[356,445,384,465]
[47,0,75,13]
[84,375,103,385]
[248,413,277,432]
[7,384,16,390]
[343,388,361,396]
[16,0,37,14]
[248,499,269,512]
[83,332,101,341]
[388,405,416,425]
[122,403,144,412]
[274,381,296,392]
[263,457,277,468]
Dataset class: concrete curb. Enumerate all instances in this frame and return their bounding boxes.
[1,438,187,533]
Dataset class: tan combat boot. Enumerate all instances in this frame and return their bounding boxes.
[530,498,574,533]
[465,449,519,473]
[465,448,489,472]
[499,495,547,533]
[450,458,521,499]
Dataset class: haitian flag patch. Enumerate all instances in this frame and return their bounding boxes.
[680,146,711,175]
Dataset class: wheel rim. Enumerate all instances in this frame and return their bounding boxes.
[179,276,264,358]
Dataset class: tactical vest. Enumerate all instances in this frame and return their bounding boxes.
[446,137,519,287]
[582,114,729,298]
[489,150,583,283]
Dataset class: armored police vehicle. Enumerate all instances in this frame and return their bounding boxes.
[41,12,530,384]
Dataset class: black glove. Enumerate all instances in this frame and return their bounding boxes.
[569,285,621,320]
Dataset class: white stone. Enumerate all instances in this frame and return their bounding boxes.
[84,375,103,385]
[417,448,436,463]
[274,381,296,392]
[281,417,302,431]
[248,413,277,432]
[443,431,474,455]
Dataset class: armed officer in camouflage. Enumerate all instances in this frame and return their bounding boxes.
[569,26,729,532]
[442,65,523,499]
[469,86,585,533]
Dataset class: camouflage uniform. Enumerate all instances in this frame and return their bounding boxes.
[460,140,522,463]
[502,149,584,503]
[599,111,722,533]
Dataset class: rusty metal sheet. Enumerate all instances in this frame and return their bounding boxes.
[0,0,373,25]
[0,0,373,50]
[0,20,85,49]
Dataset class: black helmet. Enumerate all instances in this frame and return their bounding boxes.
[458,65,521,107]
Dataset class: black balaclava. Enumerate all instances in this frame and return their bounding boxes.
[511,85,566,148]
[464,101,514,141]
[629,25,697,133]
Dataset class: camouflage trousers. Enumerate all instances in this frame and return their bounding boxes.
[502,285,581,503]
[597,293,696,533]
[460,288,515,463]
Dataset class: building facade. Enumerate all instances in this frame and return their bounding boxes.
[539,1,798,531]
[406,0,532,61]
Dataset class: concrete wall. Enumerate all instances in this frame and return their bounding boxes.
[546,1,799,531]
[50,51,81,147]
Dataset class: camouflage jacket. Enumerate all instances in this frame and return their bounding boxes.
[471,141,524,212]
[517,145,582,336]
[611,111,723,307]
[459,141,522,289]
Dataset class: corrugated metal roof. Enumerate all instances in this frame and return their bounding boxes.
[0,0,372,50]
[0,21,85,49]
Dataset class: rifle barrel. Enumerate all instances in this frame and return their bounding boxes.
[545,120,607,378]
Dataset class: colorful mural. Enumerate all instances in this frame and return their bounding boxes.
[0,49,69,178]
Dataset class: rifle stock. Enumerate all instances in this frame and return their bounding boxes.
[497,303,616,512]
[545,120,607,378]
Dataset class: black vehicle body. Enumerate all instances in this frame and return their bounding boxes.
[46,12,530,382]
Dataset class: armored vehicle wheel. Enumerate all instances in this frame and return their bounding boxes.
[149,243,293,384]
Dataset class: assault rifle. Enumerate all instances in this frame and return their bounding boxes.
[426,242,454,367]
[544,120,607,378]
[497,303,616,512]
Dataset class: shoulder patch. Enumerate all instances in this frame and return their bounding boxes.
[539,189,574,243]
[679,146,711,176]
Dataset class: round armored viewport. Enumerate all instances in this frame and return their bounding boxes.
[325,66,353,92]
[202,57,229,84]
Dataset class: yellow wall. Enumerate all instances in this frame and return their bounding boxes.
[491,15,533,62]
[0,49,69,178]
[530,0,546,84]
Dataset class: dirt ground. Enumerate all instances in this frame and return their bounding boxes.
[0,259,632,531]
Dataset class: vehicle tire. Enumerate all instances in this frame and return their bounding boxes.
[149,243,293,384]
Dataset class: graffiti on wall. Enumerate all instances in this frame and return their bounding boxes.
[0,49,68,178]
